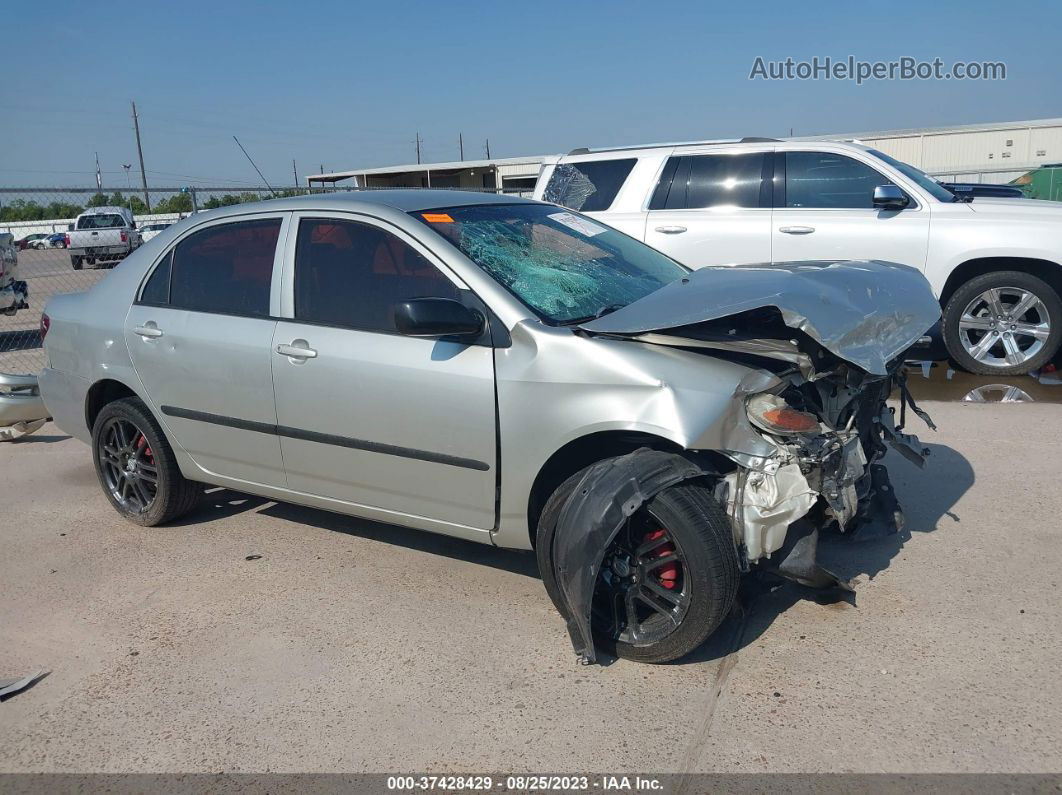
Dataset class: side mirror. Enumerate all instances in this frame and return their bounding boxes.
[393,297,484,339]
[872,184,909,210]
[67,224,74,231]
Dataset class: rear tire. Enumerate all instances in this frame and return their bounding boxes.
[943,270,1062,375]
[537,464,739,664]
[71,256,82,270]
[91,397,201,526]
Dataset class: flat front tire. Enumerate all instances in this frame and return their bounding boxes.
[91,397,201,526]
[537,465,739,664]
[943,271,1062,375]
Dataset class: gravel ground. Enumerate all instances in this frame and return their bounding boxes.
[0,401,1059,774]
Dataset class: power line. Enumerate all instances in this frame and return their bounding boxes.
[233,136,277,197]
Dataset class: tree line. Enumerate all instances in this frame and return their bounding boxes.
[0,189,308,223]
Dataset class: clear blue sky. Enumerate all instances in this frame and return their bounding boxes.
[4,0,1060,188]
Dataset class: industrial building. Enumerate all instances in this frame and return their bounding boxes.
[306,155,544,194]
[306,117,1062,193]
[799,117,1062,183]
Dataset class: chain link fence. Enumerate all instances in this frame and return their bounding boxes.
[0,184,530,375]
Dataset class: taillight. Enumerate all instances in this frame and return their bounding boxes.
[40,313,50,342]
[64,233,70,248]
[120,231,128,243]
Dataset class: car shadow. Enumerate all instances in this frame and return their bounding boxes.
[165,441,971,663]
[676,442,974,665]
[11,433,71,444]
[172,486,538,579]
[257,500,540,579]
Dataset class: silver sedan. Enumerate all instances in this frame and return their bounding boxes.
[39,190,940,664]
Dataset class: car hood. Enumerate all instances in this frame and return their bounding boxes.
[579,260,941,375]
[964,197,1062,217]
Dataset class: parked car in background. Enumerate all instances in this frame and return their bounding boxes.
[0,232,27,315]
[39,190,938,664]
[941,182,1026,199]
[66,206,141,270]
[46,232,68,248]
[535,139,1062,375]
[17,233,49,250]
[139,222,172,243]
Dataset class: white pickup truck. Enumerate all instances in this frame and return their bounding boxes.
[66,206,142,270]
[534,139,1062,375]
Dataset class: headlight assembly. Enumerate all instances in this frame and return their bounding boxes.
[746,393,821,435]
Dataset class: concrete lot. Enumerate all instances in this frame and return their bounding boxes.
[0,400,1060,774]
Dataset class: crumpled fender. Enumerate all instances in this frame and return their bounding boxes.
[546,448,712,664]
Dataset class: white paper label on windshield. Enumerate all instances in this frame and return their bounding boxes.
[548,211,607,237]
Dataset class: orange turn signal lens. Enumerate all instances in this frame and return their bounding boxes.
[746,394,821,435]
[761,407,820,433]
[422,212,453,223]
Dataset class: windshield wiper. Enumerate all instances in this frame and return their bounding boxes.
[558,303,626,326]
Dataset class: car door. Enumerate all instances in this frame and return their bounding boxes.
[771,150,930,268]
[642,149,774,268]
[124,213,288,487]
[270,213,497,534]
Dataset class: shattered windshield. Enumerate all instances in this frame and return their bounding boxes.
[414,203,687,324]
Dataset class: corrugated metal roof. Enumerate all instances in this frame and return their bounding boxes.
[795,117,1062,141]
[309,155,544,182]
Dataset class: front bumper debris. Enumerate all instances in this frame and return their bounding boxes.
[0,373,49,440]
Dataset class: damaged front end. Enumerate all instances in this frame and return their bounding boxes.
[543,260,941,663]
[719,359,933,591]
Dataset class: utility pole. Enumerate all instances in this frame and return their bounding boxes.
[415,132,422,164]
[292,159,299,188]
[485,138,491,159]
[131,100,151,212]
[459,133,464,161]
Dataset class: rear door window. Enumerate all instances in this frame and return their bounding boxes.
[543,159,637,211]
[651,153,770,210]
[145,218,281,316]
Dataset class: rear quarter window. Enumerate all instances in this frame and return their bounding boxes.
[543,159,637,212]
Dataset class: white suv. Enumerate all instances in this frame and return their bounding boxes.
[534,139,1062,375]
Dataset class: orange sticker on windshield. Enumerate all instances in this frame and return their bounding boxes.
[422,212,453,223]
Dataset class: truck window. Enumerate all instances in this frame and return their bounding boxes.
[784,152,896,209]
[543,159,637,212]
[77,214,126,229]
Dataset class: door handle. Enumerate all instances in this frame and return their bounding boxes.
[133,324,163,338]
[276,342,317,359]
[778,225,816,235]
[653,225,687,234]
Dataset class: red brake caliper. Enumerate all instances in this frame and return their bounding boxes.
[136,434,153,461]
[643,529,679,589]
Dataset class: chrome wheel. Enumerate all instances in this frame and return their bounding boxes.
[958,286,1051,369]
[593,510,691,646]
[98,417,158,514]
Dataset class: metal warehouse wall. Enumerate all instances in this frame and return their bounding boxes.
[856,121,1062,173]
